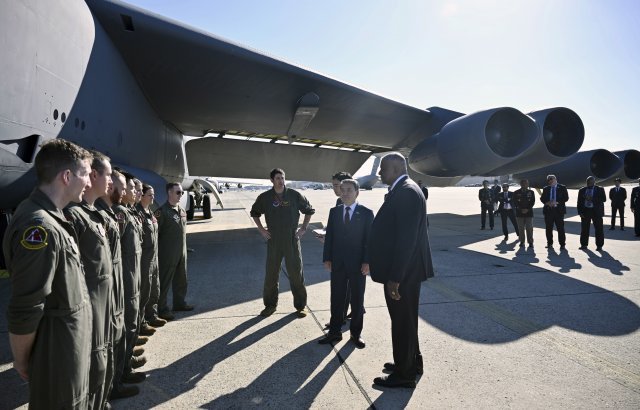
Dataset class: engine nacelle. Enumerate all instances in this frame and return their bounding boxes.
[408,108,538,177]
[514,149,623,189]
[487,107,584,175]
[598,149,640,186]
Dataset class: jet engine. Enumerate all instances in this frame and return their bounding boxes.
[408,108,538,177]
[598,149,640,186]
[487,108,584,175]
[514,149,623,189]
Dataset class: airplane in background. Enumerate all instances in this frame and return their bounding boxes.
[1,0,639,226]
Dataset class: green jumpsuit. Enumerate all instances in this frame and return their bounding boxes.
[135,203,159,321]
[95,198,124,395]
[112,204,142,377]
[250,187,315,310]
[65,201,114,410]
[3,189,92,409]
[155,202,188,314]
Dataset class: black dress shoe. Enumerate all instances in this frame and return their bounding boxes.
[158,311,175,321]
[122,371,146,384]
[173,304,195,312]
[350,335,365,349]
[373,375,416,389]
[318,333,342,345]
[109,384,139,400]
[383,361,424,375]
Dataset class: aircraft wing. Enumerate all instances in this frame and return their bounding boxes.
[86,0,435,153]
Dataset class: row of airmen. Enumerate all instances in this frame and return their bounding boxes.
[3,139,193,409]
[478,175,640,250]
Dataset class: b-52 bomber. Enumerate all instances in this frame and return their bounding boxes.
[1,0,639,219]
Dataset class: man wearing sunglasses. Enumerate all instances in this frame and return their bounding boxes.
[156,183,194,321]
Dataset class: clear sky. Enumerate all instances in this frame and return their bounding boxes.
[126,0,639,153]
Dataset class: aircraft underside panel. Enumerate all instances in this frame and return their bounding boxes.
[185,138,370,182]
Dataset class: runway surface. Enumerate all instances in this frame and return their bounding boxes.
[1,187,639,409]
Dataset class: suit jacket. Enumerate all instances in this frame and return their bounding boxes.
[478,188,494,205]
[368,176,433,284]
[540,184,569,215]
[577,185,606,217]
[609,186,627,207]
[323,204,374,273]
[630,187,640,210]
[496,191,516,213]
[513,187,535,217]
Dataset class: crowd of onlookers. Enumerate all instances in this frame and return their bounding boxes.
[478,176,640,250]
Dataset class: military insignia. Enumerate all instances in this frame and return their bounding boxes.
[20,226,48,250]
[154,210,161,218]
[116,212,125,221]
[173,214,180,222]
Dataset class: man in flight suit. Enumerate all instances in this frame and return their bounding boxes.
[112,173,147,393]
[64,150,115,409]
[251,168,315,318]
[3,139,93,409]
[156,182,193,321]
[513,179,535,248]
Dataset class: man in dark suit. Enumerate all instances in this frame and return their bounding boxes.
[540,174,569,249]
[478,180,495,230]
[496,183,518,241]
[630,179,640,237]
[577,176,607,250]
[609,178,627,230]
[368,153,433,388]
[319,179,373,349]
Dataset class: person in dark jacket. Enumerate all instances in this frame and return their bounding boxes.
[578,176,607,250]
[496,183,518,241]
[368,153,433,389]
[609,178,627,230]
[478,180,495,230]
[540,174,569,249]
[513,179,535,248]
[631,179,640,237]
[319,179,373,349]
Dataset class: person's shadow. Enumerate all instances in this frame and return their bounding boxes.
[581,248,631,276]
[117,314,297,408]
[495,238,519,254]
[546,247,581,273]
[204,340,356,408]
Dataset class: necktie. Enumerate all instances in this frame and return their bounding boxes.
[344,206,351,225]
[551,186,556,202]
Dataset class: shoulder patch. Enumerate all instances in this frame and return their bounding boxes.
[20,226,48,250]
[154,210,162,218]
[116,212,126,222]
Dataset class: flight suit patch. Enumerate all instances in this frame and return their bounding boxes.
[20,226,48,250]
[154,210,161,219]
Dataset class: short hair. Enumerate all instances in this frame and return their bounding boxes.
[546,174,557,181]
[340,179,360,191]
[166,182,181,193]
[332,171,352,182]
[520,179,529,184]
[34,139,92,184]
[111,169,125,184]
[381,153,408,173]
[270,168,285,180]
[133,178,142,186]
[586,176,596,183]
[89,150,111,174]
[142,183,154,194]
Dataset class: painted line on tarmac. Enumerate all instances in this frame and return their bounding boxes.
[307,305,376,409]
[429,279,640,394]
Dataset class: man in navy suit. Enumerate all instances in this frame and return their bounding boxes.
[319,179,373,349]
[540,174,570,249]
[496,183,518,241]
[578,176,607,250]
[368,153,433,388]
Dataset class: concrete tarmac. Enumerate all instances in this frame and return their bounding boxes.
[1,187,639,409]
